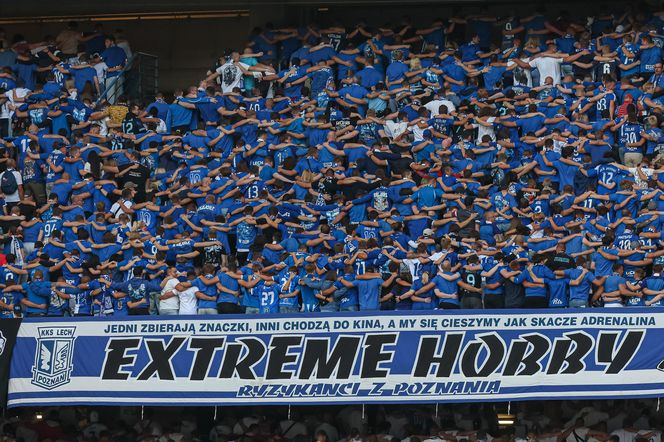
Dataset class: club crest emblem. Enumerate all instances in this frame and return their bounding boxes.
[31,327,76,390]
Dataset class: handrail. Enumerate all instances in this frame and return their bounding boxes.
[96,51,159,105]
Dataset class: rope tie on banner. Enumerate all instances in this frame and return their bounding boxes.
[362,404,365,420]
[141,406,144,421]
[288,405,291,421]
[508,402,511,415]
[435,403,439,418]
[214,406,218,421]
[657,398,660,412]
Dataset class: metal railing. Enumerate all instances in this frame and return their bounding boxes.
[97,52,159,105]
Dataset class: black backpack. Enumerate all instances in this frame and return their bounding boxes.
[1,170,18,195]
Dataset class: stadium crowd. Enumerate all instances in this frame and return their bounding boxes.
[0,400,661,442]
[1,6,664,316]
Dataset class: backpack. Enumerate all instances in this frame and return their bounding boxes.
[0,170,18,195]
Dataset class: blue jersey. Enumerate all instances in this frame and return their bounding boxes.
[42,217,63,240]
[277,272,300,308]
[136,208,159,234]
[241,271,261,309]
[339,274,358,309]
[548,278,569,308]
[236,221,257,251]
[595,163,622,195]
[258,283,280,314]
[112,278,159,312]
[593,247,620,276]
[640,45,662,73]
[46,287,69,316]
[299,275,321,312]
[71,288,93,316]
[90,277,114,315]
[618,122,642,150]
[626,280,645,307]
[22,280,51,314]
[645,275,664,306]
[217,271,240,305]
[0,291,17,318]
[564,268,595,304]
[354,278,382,311]
[520,265,555,298]
[432,272,459,305]
[411,279,435,310]
[193,275,218,309]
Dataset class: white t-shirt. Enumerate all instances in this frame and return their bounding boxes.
[528,57,563,86]
[0,101,10,119]
[628,166,653,188]
[178,287,198,315]
[110,199,133,218]
[565,428,590,442]
[474,117,496,142]
[155,118,167,134]
[6,88,30,119]
[0,169,22,202]
[412,122,426,142]
[8,87,30,104]
[216,61,254,93]
[610,429,639,442]
[637,430,661,442]
[424,99,456,115]
[159,278,179,311]
[93,61,108,84]
[97,116,110,136]
[402,258,423,281]
[384,120,409,139]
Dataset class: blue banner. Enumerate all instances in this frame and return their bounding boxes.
[7,309,664,407]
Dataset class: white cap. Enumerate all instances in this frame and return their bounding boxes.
[423,228,434,237]
[615,25,625,33]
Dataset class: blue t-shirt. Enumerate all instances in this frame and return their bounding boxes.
[354,278,382,311]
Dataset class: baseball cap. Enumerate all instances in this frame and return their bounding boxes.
[615,25,625,33]
[124,182,138,189]
[423,228,434,237]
